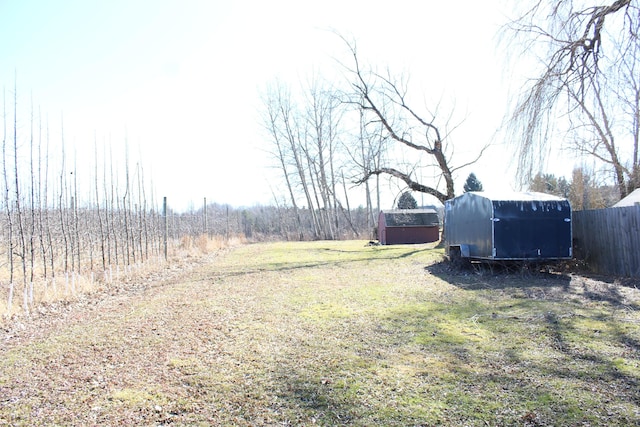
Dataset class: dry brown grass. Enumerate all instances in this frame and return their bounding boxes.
[174,234,245,256]
[0,235,244,320]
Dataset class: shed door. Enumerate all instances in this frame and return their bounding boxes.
[493,202,571,259]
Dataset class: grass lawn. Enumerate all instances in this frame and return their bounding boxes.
[0,240,639,426]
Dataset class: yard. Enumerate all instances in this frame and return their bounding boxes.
[0,240,639,426]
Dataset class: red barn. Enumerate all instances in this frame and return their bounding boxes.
[378,209,440,245]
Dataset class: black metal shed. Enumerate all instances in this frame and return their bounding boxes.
[443,191,572,261]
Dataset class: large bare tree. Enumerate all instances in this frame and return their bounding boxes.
[340,37,486,203]
[504,0,639,198]
[345,107,388,231]
[261,82,316,239]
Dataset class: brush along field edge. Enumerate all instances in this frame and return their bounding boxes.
[0,240,639,426]
[0,234,243,317]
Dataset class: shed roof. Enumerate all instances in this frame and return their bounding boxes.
[380,209,439,227]
[612,188,640,207]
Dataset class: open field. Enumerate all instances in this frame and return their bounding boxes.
[1,240,639,426]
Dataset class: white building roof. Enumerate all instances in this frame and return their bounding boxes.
[612,188,640,207]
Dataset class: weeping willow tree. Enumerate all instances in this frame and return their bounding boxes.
[504,0,640,199]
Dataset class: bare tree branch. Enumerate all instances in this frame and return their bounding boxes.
[337,35,488,202]
[354,167,448,201]
[504,0,640,198]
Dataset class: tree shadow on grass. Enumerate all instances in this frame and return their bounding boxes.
[265,348,365,426]
[540,311,640,406]
[375,287,640,424]
[573,276,640,308]
[425,259,572,291]
[210,246,433,281]
[426,258,640,313]
[318,245,433,259]
[273,307,640,425]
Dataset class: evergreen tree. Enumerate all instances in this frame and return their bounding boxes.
[397,191,418,209]
[463,173,484,192]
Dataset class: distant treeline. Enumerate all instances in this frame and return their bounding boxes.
[172,202,375,242]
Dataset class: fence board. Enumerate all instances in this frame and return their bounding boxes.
[572,205,640,277]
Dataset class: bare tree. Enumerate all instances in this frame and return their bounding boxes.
[28,97,36,305]
[302,78,345,239]
[43,116,55,284]
[346,105,388,231]
[0,82,207,311]
[261,83,306,240]
[94,136,106,270]
[339,37,487,203]
[2,87,15,312]
[262,77,357,240]
[565,77,630,195]
[123,139,132,266]
[12,82,28,312]
[72,158,80,274]
[503,0,640,198]
[614,38,640,190]
[58,118,69,276]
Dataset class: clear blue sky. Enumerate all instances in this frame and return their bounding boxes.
[0,0,548,211]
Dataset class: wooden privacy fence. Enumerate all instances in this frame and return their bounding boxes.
[572,205,640,277]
